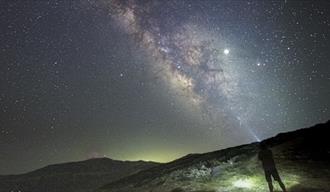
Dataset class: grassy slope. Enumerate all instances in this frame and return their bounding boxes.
[98,121,330,192]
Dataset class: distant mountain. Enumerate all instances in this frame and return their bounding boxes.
[0,158,159,192]
[98,121,330,192]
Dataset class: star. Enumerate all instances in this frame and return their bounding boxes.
[224,49,230,55]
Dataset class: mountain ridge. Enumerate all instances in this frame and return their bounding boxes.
[0,157,160,192]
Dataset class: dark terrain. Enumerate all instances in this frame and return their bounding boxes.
[0,158,159,192]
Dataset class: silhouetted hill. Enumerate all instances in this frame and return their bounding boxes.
[0,158,159,192]
[98,121,330,192]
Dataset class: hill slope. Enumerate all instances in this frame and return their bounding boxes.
[98,121,330,192]
[0,158,159,192]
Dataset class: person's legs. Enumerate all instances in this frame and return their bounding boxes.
[272,170,287,192]
[278,180,287,192]
[267,181,274,192]
[265,171,273,192]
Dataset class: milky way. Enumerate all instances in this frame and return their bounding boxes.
[98,0,261,140]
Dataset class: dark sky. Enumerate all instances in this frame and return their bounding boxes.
[1,0,329,174]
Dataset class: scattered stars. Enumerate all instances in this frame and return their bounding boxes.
[256,62,266,67]
[0,0,329,174]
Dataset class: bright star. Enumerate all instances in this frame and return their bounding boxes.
[224,49,230,55]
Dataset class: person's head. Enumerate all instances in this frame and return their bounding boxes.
[259,142,268,150]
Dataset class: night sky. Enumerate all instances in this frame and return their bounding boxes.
[1,0,330,174]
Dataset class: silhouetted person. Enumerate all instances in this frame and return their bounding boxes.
[258,143,287,192]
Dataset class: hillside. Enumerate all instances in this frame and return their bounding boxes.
[98,121,330,192]
[0,158,159,192]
